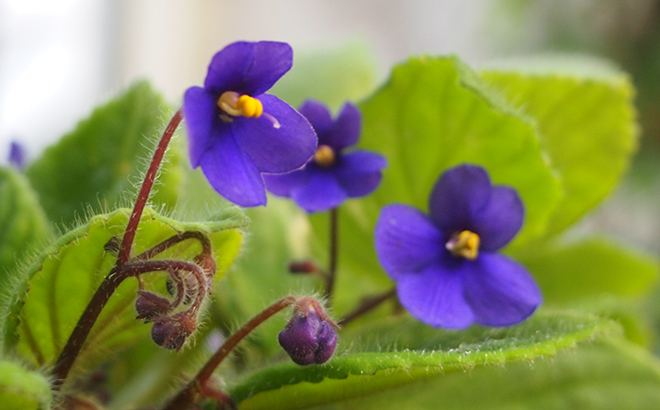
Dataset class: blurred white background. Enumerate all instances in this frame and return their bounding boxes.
[0,0,498,163]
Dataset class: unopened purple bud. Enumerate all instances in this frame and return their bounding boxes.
[8,141,26,170]
[135,290,171,321]
[151,312,197,351]
[279,307,338,366]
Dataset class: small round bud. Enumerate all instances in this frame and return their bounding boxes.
[135,290,171,321]
[279,300,338,365]
[151,312,197,351]
[288,260,318,275]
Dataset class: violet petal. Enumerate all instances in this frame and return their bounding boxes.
[204,41,292,96]
[232,94,317,174]
[298,100,334,136]
[374,204,444,280]
[334,150,387,197]
[263,168,311,197]
[463,253,542,327]
[396,262,474,329]
[473,186,524,251]
[183,86,218,168]
[429,164,492,235]
[291,171,347,213]
[199,129,267,207]
[323,102,361,150]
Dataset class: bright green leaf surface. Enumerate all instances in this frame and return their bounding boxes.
[255,339,660,410]
[25,82,184,225]
[0,206,246,380]
[0,360,51,410]
[311,56,562,314]
[482,61,638,236]
[270,43,377,111]
[0,167,51,278]
[513,237,659,306]
[230,312,621,408]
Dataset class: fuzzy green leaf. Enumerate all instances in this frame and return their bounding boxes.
[25,82,184,225]
[0,167,51,277]
[0,360,51,410]
[0,206,247,379]
[481,59,638,236]
[229,312,624,408]
[236,338,660,410]
[310,56,562,314]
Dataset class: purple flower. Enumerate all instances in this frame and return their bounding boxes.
[183,41,317,207]
[374,164,541,329]
[264,100,387,213]
[8,141,26,170]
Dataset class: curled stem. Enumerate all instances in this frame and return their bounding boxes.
[163,296,299,410]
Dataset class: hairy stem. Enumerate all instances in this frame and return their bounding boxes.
[51,267,123,389]
[117,109,183,266]
[163,296,298,410]
[325,207,339,303]
[134,230,211,262]
[52,110,184,389]
[338,287,397,326]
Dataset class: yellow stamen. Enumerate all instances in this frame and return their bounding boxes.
[237,95,263,118]
[314,145,336,167]
[217,91,263,118]
[446,230,480,260]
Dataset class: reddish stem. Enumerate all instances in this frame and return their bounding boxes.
[325,207,339,303]
[162,296,298,410]
[117,109,183,266]
[338,287,397,326]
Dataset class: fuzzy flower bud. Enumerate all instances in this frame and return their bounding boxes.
[135,290,172,321]
[278,298,338,365]
[151,312,197,351]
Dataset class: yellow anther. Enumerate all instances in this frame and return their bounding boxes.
[217,91,263,118]
[237,95,263,118]
[314,145,336,167]
[446,230,480,260]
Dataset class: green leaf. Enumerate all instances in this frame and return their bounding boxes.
[481,59,639,236]
[0,205,247,378]
[270,43,377,111]
[310,56,562,314]
[235,338,660,410]
[0,359,51,410]
[229,312,624,408]
[25,82,184,225]
[0,167,51,277]
[512,237,659,305]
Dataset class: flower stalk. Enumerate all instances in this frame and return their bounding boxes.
[52,109,192,389]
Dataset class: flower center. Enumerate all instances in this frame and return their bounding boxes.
[445,230,480,260]
[217,91,263,118]
[313,145,336,167]
[217,91,280,129]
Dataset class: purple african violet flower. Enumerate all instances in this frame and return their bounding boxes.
[8,141,26,170]
[264,100,387,213]
[183,41,317,207]
[374,164,541,329]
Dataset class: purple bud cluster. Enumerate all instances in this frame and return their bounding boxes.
[135,263,212,351]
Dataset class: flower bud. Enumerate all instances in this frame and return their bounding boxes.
[151,312,197,351]
[278,299,338,365]
[135,290,171,321]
